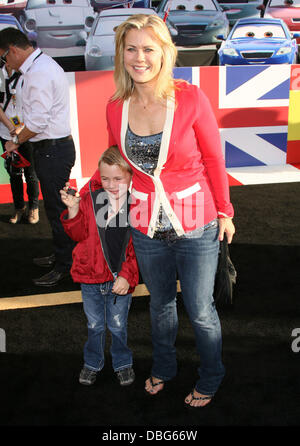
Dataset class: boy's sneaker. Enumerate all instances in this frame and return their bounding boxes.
[116,366,135,386]
[79,366,98,385]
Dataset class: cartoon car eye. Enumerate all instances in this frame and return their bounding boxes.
[264,31,273,37]
[246,32,255,37]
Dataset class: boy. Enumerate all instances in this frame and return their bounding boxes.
[60,146,139,386]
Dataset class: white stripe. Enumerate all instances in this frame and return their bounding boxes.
[220,126,287,166]
[219,65,290,109]
[66,72,82,180]
[192,66,200,88]
[227,164,300,185]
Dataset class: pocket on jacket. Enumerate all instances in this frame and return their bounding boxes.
[131,188,148,201]
[176,182,201,200]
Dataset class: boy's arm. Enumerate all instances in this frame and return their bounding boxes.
[60,189,89,242]
[60,183,81,219]
[117,236,139,290]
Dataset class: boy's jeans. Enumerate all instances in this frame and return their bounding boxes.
[131,220,225,396]
[81,282,133,372]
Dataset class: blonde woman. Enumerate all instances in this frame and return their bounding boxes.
[87,14,235,407]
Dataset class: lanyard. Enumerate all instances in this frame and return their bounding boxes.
[3,71,21,112]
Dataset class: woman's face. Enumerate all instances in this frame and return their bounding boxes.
[123,27,163,87]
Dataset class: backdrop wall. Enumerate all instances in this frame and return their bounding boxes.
[1,65,300,204]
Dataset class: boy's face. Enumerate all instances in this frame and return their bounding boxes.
[99,162,131,201]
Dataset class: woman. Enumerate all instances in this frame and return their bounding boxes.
[88,14,235,407]
[0,63,39,224]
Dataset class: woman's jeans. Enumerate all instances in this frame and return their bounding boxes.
[131,221,225,396]
[81,282,133,372]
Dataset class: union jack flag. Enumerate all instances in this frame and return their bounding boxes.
[174,65,290,169]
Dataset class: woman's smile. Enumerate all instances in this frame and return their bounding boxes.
[124,27,163,85]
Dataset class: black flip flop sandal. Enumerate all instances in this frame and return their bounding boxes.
[185,389,213,408]
[145,376,165,395]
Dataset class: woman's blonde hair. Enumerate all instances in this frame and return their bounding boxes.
[98,145,132,174]
[113,14,177,102]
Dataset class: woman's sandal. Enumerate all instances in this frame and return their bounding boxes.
[145,376,165,395]
[184,389,213,408]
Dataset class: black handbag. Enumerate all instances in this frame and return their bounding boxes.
[214,234,237,308]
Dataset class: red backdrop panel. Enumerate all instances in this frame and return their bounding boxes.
[75,71,115,178]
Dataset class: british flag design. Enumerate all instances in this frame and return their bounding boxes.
[1,66,300,204]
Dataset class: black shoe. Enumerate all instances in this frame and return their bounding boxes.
[33,269,69,287]
[79,367,98,386]
[116,367,135,386]
[33,254,56,268]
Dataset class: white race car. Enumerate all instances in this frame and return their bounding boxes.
[19,0,96,57]
[85,7,159,71]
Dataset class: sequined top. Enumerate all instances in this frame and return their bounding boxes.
[125,126,178,239]
[125,126,162,176]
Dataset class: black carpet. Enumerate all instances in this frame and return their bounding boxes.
[0,182,299,430]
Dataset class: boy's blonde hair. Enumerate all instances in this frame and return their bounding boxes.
[113,14,177,102]
[98,145,132,174]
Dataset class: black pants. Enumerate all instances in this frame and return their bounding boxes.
[1,137,39,210]
[30,137,76,272]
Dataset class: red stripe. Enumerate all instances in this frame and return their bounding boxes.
[286,140,300,164]
[227,173,243,186]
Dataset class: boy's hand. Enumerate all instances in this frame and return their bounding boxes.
[112,276,130,295]
[60,182,81,218]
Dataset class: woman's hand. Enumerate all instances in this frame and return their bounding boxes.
[112,276,130,295]
[218,217,235,244]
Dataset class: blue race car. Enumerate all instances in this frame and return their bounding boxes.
[156,0,230,46]
[217,17,300,65]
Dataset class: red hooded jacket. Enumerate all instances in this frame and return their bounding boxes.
[60,182,139,292]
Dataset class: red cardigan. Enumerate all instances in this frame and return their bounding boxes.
[61,185,139,291]
[85,81,234,237]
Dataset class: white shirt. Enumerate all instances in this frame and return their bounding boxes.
[19,48,71,142]
[0,67,23,140]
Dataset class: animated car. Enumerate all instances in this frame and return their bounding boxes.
[18,0,96,57]
[156,0,230,46]
[217,0,261,25]
[0,0,27,17]
[261,0,300,44]
[85,7,162,71]
[90,0,151,12]
[217,17,299,64]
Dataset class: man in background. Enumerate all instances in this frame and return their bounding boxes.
[0,27,76,287]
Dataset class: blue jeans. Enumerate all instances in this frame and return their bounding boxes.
[81,282,133,372]
[131,221,225,396]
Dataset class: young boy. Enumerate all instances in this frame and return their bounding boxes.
[60,146,139,386]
